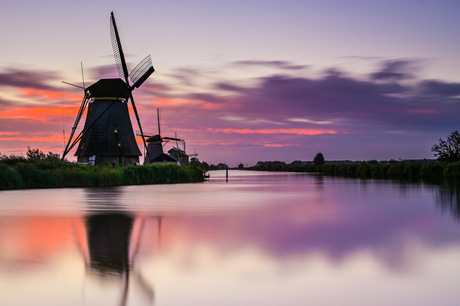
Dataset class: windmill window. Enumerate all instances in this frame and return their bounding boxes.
[114,127,118,133]
[118,141,122,147]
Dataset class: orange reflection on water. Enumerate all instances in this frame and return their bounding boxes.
[0,215,83,267]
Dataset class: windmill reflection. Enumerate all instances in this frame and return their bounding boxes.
[86,213,133,275]
[83,212,157,305]
[80,188,157,305]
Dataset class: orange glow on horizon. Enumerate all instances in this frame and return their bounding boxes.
[0,136,64,143]
[20,88,82,101]
[0,106,78,121]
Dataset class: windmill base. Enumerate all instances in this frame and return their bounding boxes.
[78,155,139,167]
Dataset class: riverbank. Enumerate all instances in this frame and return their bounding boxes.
[0,156,205,190]
[249,160,460,180]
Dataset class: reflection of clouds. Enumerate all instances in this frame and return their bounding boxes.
[136,177,460,273]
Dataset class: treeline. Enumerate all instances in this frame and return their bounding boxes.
[190,158,229,171]
[249,160,460,180]
[0,149,204,190]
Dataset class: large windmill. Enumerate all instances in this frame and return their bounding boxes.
[61,12,153,166]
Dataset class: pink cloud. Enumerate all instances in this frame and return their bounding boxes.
[209,128,339,136]
[405,109,439,115]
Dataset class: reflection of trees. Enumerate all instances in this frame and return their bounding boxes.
[436,181,460,220]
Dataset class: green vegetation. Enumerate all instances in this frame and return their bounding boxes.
[249,159,460,180]
[0,148,204,190]
[190,157,228,171]
[432,130,460,162]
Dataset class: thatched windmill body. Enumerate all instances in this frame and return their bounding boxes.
[62,12,153,166]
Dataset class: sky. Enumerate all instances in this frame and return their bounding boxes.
[1,0,460,166]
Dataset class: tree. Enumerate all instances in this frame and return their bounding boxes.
[238,163,244,169]
[432,130,460,162]
[313,152,325,166]
[26,147,46,160]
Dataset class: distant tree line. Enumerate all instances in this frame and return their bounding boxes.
[0,147,204,190]
[190,157,228,171]
[246,158,460,180]
[242,131,460,180]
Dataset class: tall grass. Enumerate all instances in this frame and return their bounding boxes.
[0,155,204,190]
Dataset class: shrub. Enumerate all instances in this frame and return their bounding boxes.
[357,163,372,178]
[420,163,444,179]
[444,162,460,178]
[402,163,421,179]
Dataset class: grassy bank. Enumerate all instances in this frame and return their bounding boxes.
[0,154,205,190]
[250,160,460,181]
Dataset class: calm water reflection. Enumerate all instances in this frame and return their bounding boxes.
[1,170,460,305]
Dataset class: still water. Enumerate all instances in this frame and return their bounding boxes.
[1,170,460,305]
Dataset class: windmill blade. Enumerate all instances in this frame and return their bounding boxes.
[136,131,154,138]
[163,137,184,142]
[131,55,155,89]
[130,93,151,160]
[110,12,130,84]
[65,96,122,157]
[62,92,90,160]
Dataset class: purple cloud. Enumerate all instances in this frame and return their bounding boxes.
[370,59,417,81]
[0,68,58,90]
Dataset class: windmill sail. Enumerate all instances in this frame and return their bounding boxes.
[110,12,129,83]
[110,12,152,161]
[131,55,155,89]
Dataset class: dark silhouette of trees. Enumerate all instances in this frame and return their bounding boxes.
[313,152,325,166]
[432,131,460,162]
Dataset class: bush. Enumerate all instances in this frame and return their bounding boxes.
[357,163,372,178]
[444,162,460,178]
[0,164,23,189]
[402,163,421,179]
[371,164,388,178]
[387,162,406,178]
[420,163,444,179]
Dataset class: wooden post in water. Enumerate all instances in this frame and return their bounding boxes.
[226,166,229,182]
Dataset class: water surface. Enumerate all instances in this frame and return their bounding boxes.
[1,170,459,305]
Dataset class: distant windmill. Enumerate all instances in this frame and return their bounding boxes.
[138,108,184,164]
[62,12,153,166]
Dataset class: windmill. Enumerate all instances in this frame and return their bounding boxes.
[61,12,153,166]
[139,108,185,164]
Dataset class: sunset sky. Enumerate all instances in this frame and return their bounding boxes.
[1,0,460,166]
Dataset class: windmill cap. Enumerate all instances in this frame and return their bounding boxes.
[87,79,131,100]
[147,135,162,142]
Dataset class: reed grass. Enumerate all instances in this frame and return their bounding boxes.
[0,153,204,190]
